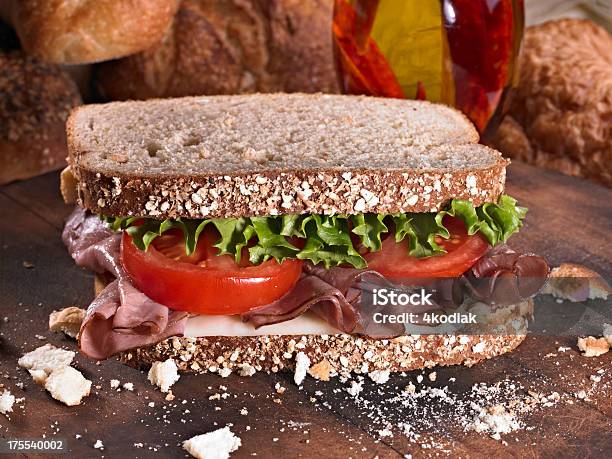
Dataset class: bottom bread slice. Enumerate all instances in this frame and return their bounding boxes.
[93,274,529,377]
[119,332,526,377]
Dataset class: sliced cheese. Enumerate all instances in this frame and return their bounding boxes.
[183,301,528,337]
[184,311,338,337]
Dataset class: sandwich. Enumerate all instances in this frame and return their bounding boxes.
[60,94,548,377]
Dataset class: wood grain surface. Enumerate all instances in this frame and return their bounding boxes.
[0,162,610,459]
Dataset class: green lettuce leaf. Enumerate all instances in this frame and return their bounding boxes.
[104,195,527,269]
[442,194,527,245]
[209,218,252,263]
[392,212,449,258]
[248,217,300,264]
[297,215,366,268]
[351,213,388,251]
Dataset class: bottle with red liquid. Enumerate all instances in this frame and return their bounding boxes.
[332,0,524,138]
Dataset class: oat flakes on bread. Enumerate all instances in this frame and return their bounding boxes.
[492,19,612,187]
[0,51,81,185]
[122,332,528,377]
[65,93,506,219]
[95,0,338,100]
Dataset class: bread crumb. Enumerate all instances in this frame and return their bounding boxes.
[44,366,92,406]
[468,404,521,439]
[369,370,390,384]
[110,379,120,389]
[123,382,134,391]
[93,440,104,450]
[577,336,609,357]
[18,344,75,375]
[294,352,310,386]
[346,380,364,397]
[275,383,286,395]
[542,263,611,302]
[148,359,180,393]
[29,369,48,385]
[428,372,437,382]
[0,390,15,415]
[308,359,332,381]
[49,307,85,338]
[183,426,241,459]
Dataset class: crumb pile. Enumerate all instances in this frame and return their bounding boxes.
[308,368,608,451]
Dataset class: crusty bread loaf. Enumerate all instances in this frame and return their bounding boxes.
[121,333,526,376]
[66,94,508,218]
[491,19,612,187]
[94,0,338,100]
[0,51,81,185]
[1,0,179,64]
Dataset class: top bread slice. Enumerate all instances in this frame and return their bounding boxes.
[66,93,508,219]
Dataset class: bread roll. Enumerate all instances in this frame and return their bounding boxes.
[95,0,338,99]
[2,0,179,64]
[0,51,81,185]
[492,19,612,187]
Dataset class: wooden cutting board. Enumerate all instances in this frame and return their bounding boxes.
[0,162,610,458]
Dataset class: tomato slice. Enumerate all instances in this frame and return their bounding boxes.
[364,217,490,279]
[120,228,303,315]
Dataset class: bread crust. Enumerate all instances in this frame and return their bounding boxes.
[70,161,507,218]
[95,0,338,99]
[0,51,81,185]
[120,333,526,376]
[6,0,179,64]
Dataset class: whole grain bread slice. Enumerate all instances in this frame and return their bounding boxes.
[121,333,526,376]
[66,93,509,218]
